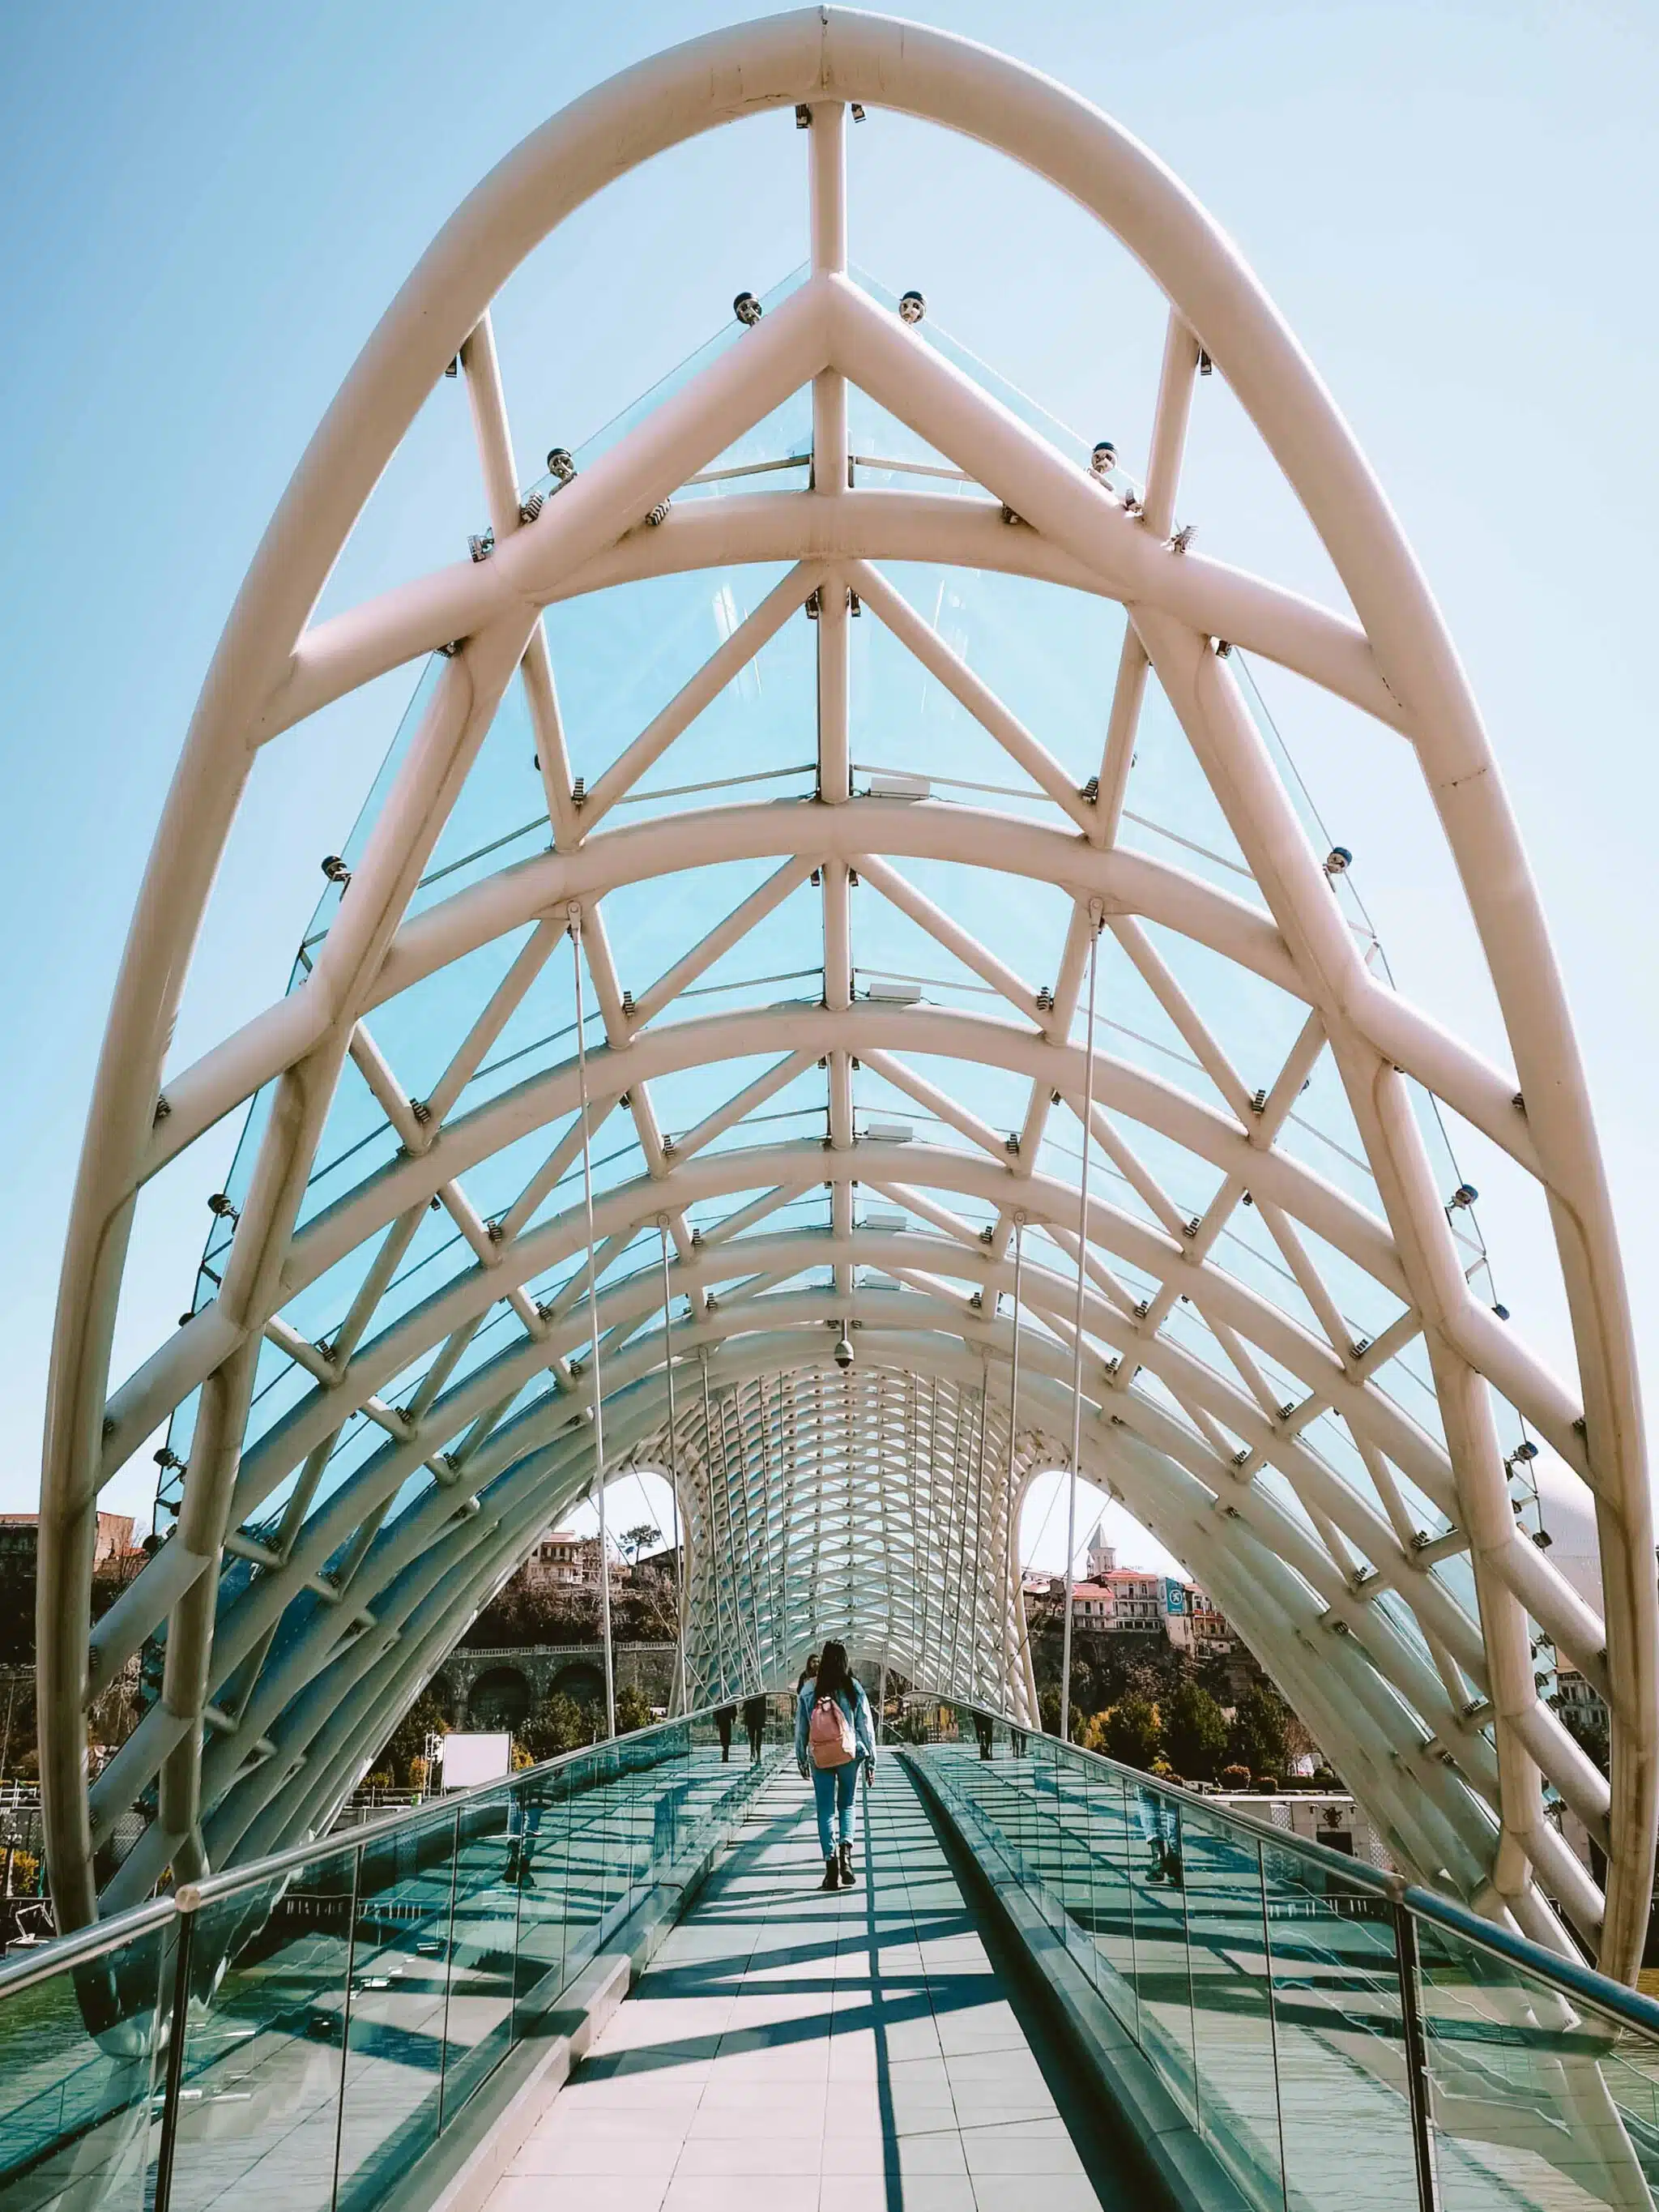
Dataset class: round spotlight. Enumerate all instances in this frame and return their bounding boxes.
[1090,441,1118,479]
[1450,1183,1479,1209]
[898,289,927,325]
[834,1331,855,1371]
[1324,846,1353,877]
[545,447,576,483]
[1512,1439,1538,1462]
[733,292,762,327]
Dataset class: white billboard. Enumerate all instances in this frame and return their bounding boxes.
[438,1732,513,1788]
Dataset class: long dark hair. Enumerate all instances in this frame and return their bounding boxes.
[816,1639,854,1705]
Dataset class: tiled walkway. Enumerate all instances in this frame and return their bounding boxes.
[489,1759,1105,2211]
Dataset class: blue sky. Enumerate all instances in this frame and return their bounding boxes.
[2,0,1656,1558]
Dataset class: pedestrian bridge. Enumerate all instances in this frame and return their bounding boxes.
[27,8,1659,2210]
[5,1702,1659,2212]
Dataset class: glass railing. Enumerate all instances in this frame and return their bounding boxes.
[899,1699,1659,2212]
[0,1699,794,2212]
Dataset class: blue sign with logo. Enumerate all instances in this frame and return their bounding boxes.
[1164,1578,1187,1615]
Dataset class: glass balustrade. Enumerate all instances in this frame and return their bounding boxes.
[899,1697,1659,2212]
[0,1699,793,2212]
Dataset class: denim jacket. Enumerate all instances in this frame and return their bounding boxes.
[795,1677,877,1770]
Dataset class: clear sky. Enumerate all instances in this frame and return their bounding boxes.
[2,0,1655,1560]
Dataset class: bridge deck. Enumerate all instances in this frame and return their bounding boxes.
[488,1760,1105,2211]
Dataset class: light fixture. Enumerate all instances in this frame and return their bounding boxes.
[467,531,494,563]
[868,771,929,800]
[320,854,351,886]
[1449,1183,1479,1210]
[546,447,576,482]
[861,1206,906,1232]
[866,980,923,1004]
[1090,441,1117,479]
[1512,1439,1538,1463]
[1492,1302,1511,1322]
[863,1119,913,1143]
[207,1192,238,1221]
[154,1447,185,1472]
[850,102,866,121]
[733,291,762,327]
[899,290,927,324]
[1324,846,1353,876]
[795,104,812,129]
[834,1330,855,1370]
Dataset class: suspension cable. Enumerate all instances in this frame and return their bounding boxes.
[658,1215,687,1715]
[1004,1213,1026,1709]
[569,904,616,1740]
[968,1360,991,1702]
[1060,901,1105,1746]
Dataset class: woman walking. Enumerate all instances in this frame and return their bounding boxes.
[795,1641,876,1890]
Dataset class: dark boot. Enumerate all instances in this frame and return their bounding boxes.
[821,1854,841,1890]
[838,1840,857,1888]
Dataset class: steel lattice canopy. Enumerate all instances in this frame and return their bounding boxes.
[41,11,1653,1983]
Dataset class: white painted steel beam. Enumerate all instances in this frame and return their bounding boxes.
[42,11,1649,1984]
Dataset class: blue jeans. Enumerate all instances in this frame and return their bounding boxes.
[812,1761,860,1855]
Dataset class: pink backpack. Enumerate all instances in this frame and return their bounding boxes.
[808,1692,857,1769]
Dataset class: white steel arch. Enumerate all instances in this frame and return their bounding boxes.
[41,10,1654,1981]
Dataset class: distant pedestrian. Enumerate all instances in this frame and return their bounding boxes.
[795,1640,876,1890]
[795,1653,821,1694]
[742,1693,767,1762]
[714,1703,736,1762]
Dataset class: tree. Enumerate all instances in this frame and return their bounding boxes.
[1038,1685,1086,1743]
[518,1692,599,1764]
[1163,1680,1227,1782]
[373,1689,451,1787]
[1090,1694,1162,1770]
[616,1685,655,1735]
[1558,1702,1610,1779]
[1229,1684,1290,1782]
[621,1523,662,1563]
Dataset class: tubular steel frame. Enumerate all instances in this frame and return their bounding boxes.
[41,11,1653,1979]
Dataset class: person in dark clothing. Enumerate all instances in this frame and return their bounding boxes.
[795,1653,821,1694]
[742,1693,767,1762]
[714,1703,736,1761]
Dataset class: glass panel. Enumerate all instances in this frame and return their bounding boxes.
[509,1767,567,2038]
[437,1790,517,2124]
[1260,1840,1417,2212]
[556,1751,608,1991]
[1415,1916,1655,2212]
[1085,1765,1140,2039]
[1126,1778,1197,2121]
[335,1808,457,2206]
[1182,1813,1283,2212]
[1052,1744,1095,1979]
[166,1845,358,2212]
[0,1920,169,2212]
